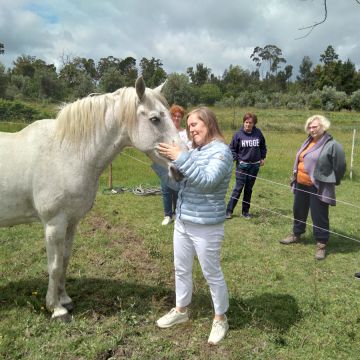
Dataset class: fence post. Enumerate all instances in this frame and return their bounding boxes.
[108,163,113,189]
[350,129,356,180]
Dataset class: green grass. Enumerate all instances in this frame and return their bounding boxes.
[1,108,360,359]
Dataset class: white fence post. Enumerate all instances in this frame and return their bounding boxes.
[350,129,356,180]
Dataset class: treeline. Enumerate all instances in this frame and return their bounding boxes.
[1,44,360,113]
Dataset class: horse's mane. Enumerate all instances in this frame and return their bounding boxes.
[55,87,138,146]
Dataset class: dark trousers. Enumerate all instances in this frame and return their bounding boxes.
[226,163,260,214]
[293,183,329,243]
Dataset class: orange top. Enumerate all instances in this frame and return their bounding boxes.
[296,140,316,186]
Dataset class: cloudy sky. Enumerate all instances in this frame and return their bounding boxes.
[1,0,359,78]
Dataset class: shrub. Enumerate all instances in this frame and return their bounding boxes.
[286,102,305,110]
[198,83,222,105]
[237,91,255,107]
[309,97,322,109]
[0,99,40,122]
[350,90,360,111]
[255,102,269,109]
[319,86,348,111]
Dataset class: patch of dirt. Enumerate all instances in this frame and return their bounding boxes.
[81,213,162,281]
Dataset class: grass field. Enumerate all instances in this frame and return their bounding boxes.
[1,108,360,359]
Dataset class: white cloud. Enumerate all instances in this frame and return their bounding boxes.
[1,0,360,76]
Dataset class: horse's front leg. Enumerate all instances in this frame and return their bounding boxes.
[58,223,77,311]
[45,214,71,322]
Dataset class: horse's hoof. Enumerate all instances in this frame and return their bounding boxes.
[62,302,74,312]
[51,312,72,323]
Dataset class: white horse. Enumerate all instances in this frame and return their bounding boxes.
[0,77,183,321]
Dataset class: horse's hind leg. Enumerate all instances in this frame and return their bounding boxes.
[58,223,77,311]
[44,214,71,321]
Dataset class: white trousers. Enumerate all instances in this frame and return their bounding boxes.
[173,219,229,315]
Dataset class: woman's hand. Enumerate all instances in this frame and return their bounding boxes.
[157,142,182,161]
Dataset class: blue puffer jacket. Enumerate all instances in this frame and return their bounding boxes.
[152,140,233,225]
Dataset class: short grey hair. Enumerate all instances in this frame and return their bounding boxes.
[304,115,331,134]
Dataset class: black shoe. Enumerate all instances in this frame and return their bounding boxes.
[225,212,232,219]
[355,272,360,279]
[242,212,251,219]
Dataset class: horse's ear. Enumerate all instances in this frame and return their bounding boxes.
[135,76,146,100]
[154,79,167,94]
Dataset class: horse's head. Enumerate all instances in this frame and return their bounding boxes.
[131,77,186,181]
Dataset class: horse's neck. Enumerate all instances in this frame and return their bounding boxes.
[83,126,131,175]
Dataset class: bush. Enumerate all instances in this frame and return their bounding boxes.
[286,102,305,110]
[255,102,269,109]
[309,97,322,109]
[320,86,348,111]
[0,99,40,122]
[350,90,360,111]
[198,83,222,105]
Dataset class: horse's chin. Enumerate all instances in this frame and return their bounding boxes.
[168,164,184,182]
[146,151,184,182]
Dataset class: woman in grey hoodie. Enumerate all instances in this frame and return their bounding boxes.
[279,115,346,260]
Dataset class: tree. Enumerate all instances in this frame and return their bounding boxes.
[198,83,221,105]
[12,55,38,78]
[162,73,194,107]
[222,65,254,97]
[338,59,359,94]
[118,57,138,86]
[98,67,125,92]
[297,56,314,91]
[9,55,64,100]
[97,56,121,78]
[59,56,95,98]
[0,63,8,98]
[276,64,293,90]
[97,56,137,87]
[250,45,286,78]
[187,63,211,86]
[319,45,339,65]
[139,57,166,88]
[314,45,341,90]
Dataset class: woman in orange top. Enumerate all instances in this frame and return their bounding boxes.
[279,115,346,260]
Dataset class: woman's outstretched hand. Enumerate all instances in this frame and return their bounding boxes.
[157,142,182,161]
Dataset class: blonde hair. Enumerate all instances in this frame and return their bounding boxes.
[305,115,330,134]
[186,107,225,148]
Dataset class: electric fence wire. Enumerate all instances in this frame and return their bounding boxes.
[117,150,359,244]
[232,168,360,243]
[102,151,162,196]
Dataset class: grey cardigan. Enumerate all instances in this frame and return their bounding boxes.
[292,133,346,205]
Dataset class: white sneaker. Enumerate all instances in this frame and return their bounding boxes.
[161,216,173,226]
[208,315,229,345]
[156,308,189,328]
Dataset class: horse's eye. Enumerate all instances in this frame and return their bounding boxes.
[150,116,160,123]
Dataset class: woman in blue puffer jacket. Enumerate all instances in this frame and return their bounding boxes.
[152,107,233,345]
